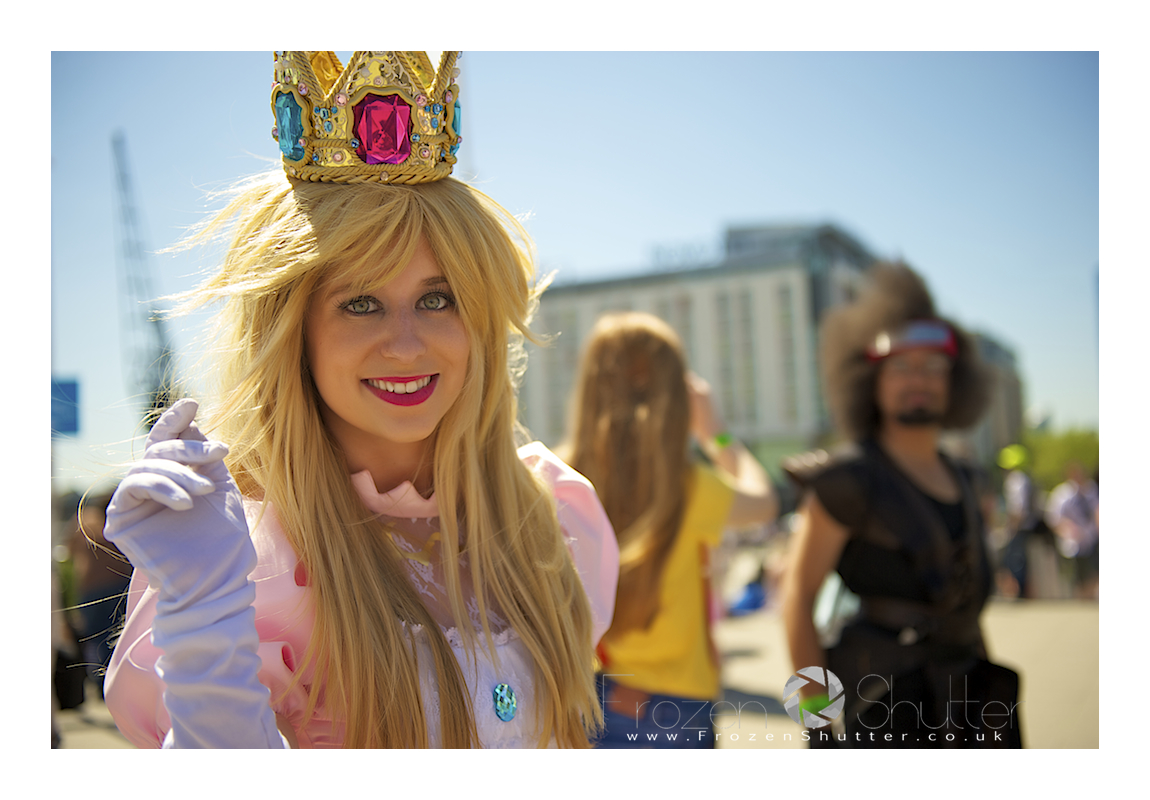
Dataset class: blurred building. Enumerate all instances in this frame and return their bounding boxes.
[521,224,873,469]
[961,334,1025,465]
[520,222,1023,472]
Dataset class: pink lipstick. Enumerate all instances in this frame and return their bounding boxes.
[364,374,438,407]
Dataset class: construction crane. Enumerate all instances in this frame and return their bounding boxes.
[111,130,177,428]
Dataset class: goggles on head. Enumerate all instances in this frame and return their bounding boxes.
[866,319,958,361]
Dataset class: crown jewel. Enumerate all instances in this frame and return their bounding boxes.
[271,51,461,184]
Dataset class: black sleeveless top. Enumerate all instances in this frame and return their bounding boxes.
[802,440,992,609]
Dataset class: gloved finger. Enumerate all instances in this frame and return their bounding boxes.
[179,419,208,443]
[144,438,229,466]
[108,469,207,516]
[144,399,200,450]
[122,458,218,503]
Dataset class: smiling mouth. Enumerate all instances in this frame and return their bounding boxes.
[364,374,439,407]
[366,376,433,395]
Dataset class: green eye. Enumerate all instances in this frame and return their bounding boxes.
[419,292,454,311]
[344,297,376,314]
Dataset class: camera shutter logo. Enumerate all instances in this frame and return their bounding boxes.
[783,667,845,728]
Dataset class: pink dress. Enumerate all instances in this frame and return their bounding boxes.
[105,442,618,748]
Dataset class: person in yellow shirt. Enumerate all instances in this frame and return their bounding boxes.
[559,312,778,748]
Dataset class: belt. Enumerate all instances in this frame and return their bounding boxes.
[859,597,982,650]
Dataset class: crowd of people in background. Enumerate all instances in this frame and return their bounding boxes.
[50,489,129,746]
[995,446,1099,601]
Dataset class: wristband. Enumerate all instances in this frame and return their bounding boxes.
[799,693,830,714]
[713,432,733,448]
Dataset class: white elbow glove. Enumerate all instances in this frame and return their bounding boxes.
[104,398,285,748]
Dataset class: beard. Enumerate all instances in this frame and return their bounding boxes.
[895,407,944,426]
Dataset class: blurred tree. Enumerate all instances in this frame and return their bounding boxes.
[1023,428,1099,490]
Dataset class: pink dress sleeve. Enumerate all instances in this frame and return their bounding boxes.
[518,442,619,645]
[104,501,317,748]
[102,569,169,748]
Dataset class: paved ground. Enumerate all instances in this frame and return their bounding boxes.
[54,692,133,749]
[55,598,1098,749]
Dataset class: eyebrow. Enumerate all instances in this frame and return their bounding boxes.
[325,275,451,297]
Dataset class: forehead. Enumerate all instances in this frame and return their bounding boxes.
[318,239,447,297]
[883,348,952,367]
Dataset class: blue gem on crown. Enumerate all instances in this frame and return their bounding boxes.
[274,93,305,161]
[450,100,462,155]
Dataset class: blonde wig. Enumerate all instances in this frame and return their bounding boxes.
[820,262,992,441]
[170,172,600,748]
[559,312,692,636]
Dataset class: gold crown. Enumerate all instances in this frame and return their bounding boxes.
[271,51,461,184]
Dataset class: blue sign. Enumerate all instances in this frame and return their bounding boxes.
[51,378,80,437]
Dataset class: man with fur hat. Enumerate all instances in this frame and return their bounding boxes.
[780,263,1022,748]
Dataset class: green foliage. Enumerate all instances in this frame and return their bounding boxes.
[1022,428,1099,490]
[56,556,78,611]
[751,438,811,483]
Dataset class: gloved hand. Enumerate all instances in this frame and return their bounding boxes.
[105,398,285,748]
[106,398,253,607]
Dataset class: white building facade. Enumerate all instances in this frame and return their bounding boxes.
[519,225,875,466]
[964,334,1025,466]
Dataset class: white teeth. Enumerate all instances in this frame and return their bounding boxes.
[369,376,432,394]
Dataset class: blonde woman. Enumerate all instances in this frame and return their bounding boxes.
[102,52,618,749]
[559,312,777,748]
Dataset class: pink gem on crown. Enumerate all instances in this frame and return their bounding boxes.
[354,95,411,165]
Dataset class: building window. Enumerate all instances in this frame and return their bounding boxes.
[542,307,579,442]
[597,297,632,317]
[675,294,695,366]
[736,290,757,425]
[715,292,736,423]
[655,293,695,366]
[778,285,798,424]
[715,289,757,426]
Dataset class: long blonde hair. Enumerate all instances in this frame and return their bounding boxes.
[171,172,599,748]
[560,312,692,636]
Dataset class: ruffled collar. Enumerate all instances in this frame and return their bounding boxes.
[350,470,440,518]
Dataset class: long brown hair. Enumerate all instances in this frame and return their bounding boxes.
[169,172,600,747]
[559,312,692,635]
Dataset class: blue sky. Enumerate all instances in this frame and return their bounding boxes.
[48,51,1099,493]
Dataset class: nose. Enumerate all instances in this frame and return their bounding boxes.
[378,308,427,364]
